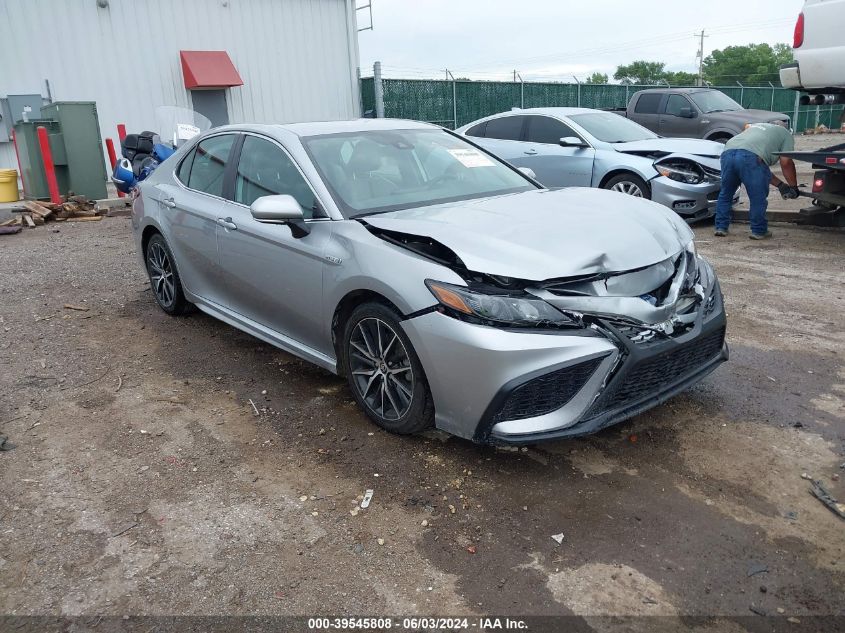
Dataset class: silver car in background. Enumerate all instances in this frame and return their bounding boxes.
[133,118,727,444]
[456,107,739,222]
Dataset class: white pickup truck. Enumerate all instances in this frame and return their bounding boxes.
[779,0,845,226]
[780,0,845,102]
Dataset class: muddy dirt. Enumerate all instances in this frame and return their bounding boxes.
[1,205,844,627]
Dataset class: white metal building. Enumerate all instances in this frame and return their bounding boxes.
[0,0,361,172]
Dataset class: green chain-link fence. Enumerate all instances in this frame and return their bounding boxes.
[360,76,844,132]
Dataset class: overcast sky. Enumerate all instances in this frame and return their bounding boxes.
[357,0,802,82]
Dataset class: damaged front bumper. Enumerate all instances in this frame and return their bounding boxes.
[651,176,738,223]
[483,296,727,444]
[401,255,728,445]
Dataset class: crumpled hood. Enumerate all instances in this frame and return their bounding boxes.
[614,138,724,157]
[363,188,693,281]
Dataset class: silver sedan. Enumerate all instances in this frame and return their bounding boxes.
[133,119,727,444]
[456,107,739,222]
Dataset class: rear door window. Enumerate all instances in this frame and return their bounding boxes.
[525,116,580,144]
[634,93,662,114]
[484,116,525,141]
[186,134,235,198]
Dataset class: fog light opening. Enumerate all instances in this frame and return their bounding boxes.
[673,200,697,210]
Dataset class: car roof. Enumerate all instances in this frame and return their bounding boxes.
[208,118,439,138]
[483,107,599,118]
[635,87,711,94]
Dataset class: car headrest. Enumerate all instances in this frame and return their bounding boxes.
[348,141,383,175]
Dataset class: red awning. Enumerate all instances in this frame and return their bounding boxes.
[180,50,243,89]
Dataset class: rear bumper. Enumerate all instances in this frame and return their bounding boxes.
[780,53,845,94]
[780,62,801,90]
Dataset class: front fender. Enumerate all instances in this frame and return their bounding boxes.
[593,150,658,186]
[322,220,466,344]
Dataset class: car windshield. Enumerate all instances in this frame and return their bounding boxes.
[568,112,657,143]
[301,128,536,217]
[689,90,743,113]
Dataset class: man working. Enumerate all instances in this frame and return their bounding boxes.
[714,122,799,239]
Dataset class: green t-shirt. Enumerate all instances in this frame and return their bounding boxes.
[724,123,795,166]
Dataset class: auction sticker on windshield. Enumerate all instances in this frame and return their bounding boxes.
[448,148,495,168]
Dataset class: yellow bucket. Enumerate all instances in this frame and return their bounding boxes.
[0,169,19,203]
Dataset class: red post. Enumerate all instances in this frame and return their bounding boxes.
[10,129,27,196]
[37,126,62,204]
[117,124,127,142]
[105,138,125,198]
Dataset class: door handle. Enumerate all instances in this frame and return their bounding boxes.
[162,198,176,208]
[216,217,238,231]
[524,149,537,155]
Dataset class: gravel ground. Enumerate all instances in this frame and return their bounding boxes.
[1,138,844,630]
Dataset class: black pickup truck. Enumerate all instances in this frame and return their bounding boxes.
[614,88,790,142]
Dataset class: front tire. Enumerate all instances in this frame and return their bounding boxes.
[709,133,733,144]
[145,233,190,316]
[342,302,434,435]
[603,173,651,199]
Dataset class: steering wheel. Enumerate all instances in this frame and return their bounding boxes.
[428,163,465,187]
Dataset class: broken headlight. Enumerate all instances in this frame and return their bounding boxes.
[426,280,577,328]
[654,160,705,185]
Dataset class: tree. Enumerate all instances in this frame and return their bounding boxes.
[663,70,698,86]
[613,61,667,85]
[702,43,793,85]
[585,72,609,84]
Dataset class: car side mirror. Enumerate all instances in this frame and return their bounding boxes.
[679,107,696,118]
[517,167,537,180]
[559,136,587,148]
[250,194,310,237]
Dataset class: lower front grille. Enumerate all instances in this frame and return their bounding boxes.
[492,356,605,423]
[586,326,725,418]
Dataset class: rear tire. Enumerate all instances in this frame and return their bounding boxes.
[603,173,651,199]
[145,233,190,316]
[341,302,434,435]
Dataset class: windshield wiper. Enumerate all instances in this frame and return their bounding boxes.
[352,209,398,219]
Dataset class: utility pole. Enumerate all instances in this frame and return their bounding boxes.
[695,29,709,86]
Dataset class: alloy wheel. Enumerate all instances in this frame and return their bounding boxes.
[147,242,175,307]
[348,317,414,421]
[610,181,644,197]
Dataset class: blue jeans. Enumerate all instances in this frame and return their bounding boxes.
[715,149,772,235]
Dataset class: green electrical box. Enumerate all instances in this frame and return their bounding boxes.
[40,101,107,200]
[13,120,70,201]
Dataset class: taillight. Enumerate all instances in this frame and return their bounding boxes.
[812,176,824,193]
[793,12,804,48]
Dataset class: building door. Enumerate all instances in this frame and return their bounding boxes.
[191,89,229,127]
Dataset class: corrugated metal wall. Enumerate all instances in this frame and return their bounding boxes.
[0,0,360,171]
